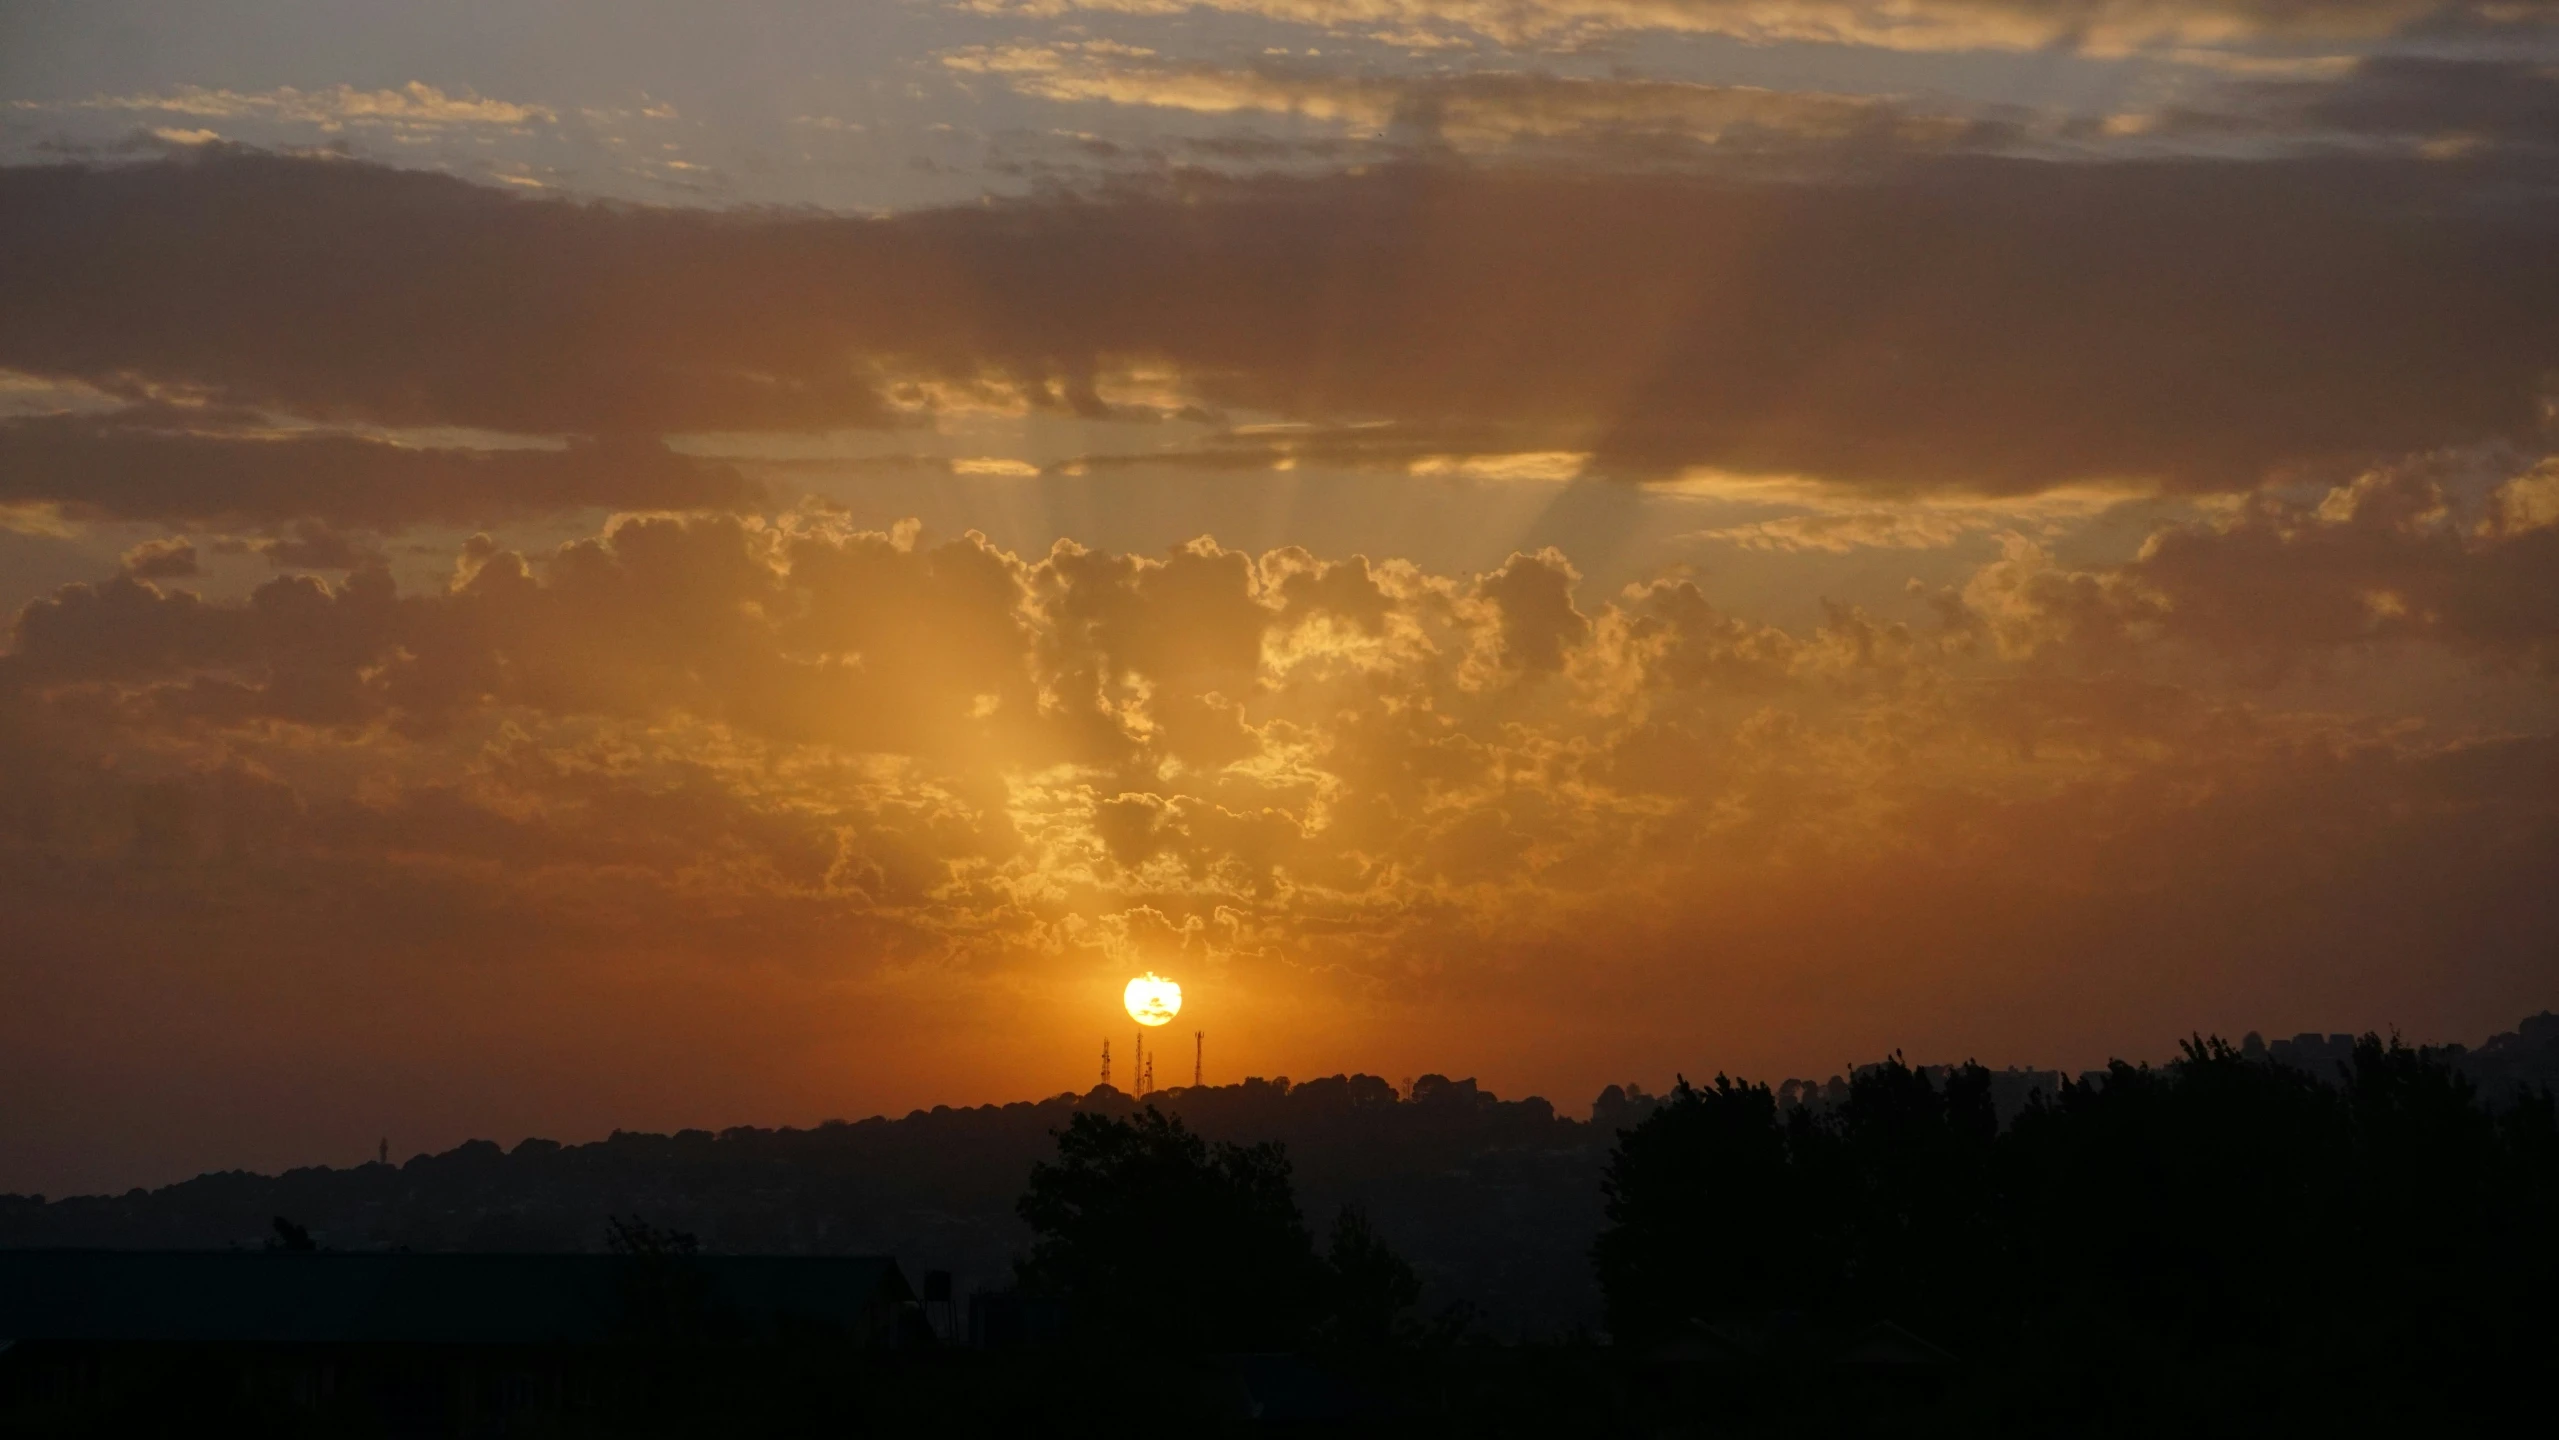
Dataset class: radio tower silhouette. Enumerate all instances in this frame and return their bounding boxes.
[1100,1038,1111,1088]
[1142,1046,1155,1094]
[1194,1031,1203,1088]
[1133,1032,1144,1095]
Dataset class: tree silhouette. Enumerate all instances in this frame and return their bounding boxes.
[1017,1106,1325,1350]
[1320,1204,1421,1348]
[1594,1073,1799,1341]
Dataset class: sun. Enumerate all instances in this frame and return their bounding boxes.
[1123,973,1182,1027]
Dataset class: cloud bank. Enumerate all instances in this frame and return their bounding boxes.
[4,150,2556,502]
[4,484,2554,1187]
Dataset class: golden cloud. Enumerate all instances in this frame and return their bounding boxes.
[26,81,557,130]
[4,492,2549,965]
[3,501,2554,1190]
[959,0,2450,56]
[943,46,1959,152]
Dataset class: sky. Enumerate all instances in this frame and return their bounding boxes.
[2,0,2557,1196]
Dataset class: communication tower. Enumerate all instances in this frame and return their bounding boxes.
[1194,1031,1203,1088]
[1133,1033,1144,1095]
[1100,1039,1111,1088]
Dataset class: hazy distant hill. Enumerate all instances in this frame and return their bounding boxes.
[7,1016,2553,1335]
[0,1073,1619,1333]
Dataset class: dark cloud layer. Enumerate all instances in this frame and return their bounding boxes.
[0,411,760,527]
[2312,56,2559,142]
[4,149,2556,495]
[2225,54,2559,150]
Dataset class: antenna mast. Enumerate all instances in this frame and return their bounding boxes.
[1100,1038,1111,1088]
[1194,1031,1203,1088]
[1133,1032,1144,1096]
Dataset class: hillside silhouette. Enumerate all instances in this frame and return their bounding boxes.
[0,1071,1609,1333]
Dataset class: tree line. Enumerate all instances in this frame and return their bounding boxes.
[1017,1033,2559,1427]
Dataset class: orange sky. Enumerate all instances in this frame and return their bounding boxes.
[3,0,2557,1196]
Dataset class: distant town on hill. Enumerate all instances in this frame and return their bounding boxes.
[6,1014,2555,1336]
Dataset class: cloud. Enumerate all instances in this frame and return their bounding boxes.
[5,149,2555,498]
[257,520,383,572]
[2281,55,2559,153]
[5,499,2541,934]
[2129,453,2559,666]
[0,155,895,436]
[957,0,2474,56]
[1475,548,1589,673]
[1693,510,1985,552]
[949,39,2559,168]
[24,82,556,131]
[952,456,1043,476]
[2496,456,2559,532]
[944,46,1984,154]
[1410,452,1590,482]
[118,538,198,580]
[0,410,762,528]
[1958,450,2559,669]
[2108,52,2559,157]
[1673,474,2151,551]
